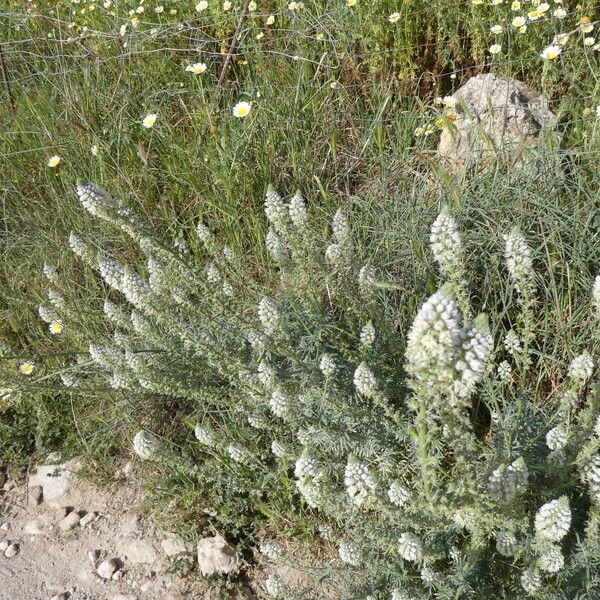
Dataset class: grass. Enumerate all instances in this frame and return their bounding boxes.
[1,0,600,596]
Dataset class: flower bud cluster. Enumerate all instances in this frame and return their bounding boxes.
[332,209,350,245]
[495,530,517,556]
[133,430,156,460]
[546,426,568,451]
[397,532,423,562]
[69,232,97,264]
[264,574,283,597]
[360,321,376,349]
[353,363,378,398]
[269,389,290,418]
[77,182,116,218]
[194,424,217,448]
[319,354,337,377]
[388,482,411,507]
[430,208,462,273]
[344,457,376,506]
[258,297,280,335]
[534,497,571,542]
[228,443,249,464]
[264,188,289,233]
[260,541,282,560]
[520,567,541,595]
[487,457,529,502]
[266,230,290,265]
[567,351,594,384]
[288,192,308,230]
[504,229,535,295]
[338,540,361,566]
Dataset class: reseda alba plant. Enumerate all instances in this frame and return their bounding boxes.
[32,182,600,599]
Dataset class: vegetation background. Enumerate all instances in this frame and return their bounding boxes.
[1,0,600,597]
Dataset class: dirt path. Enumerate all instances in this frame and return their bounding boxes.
[0,458,204,600]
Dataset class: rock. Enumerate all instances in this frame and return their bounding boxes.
[29,485,44,506]
[28,460,80,508]
[88,549,101,566]
[0,540,9,552]
[58,511,80,532]
[117,538,157,565]
[4,543,19,558]
[50,593,70,600]
[120,514,141,537]
[24,519,46,535]
[139,580,161,593]
[437,73,555,172]
[196,535,239,576]
[160,534,191,557]
[97,558,120,580]
[79,512,97,527]
[0,522,10,531]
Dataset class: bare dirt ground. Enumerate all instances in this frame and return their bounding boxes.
[0,458,209,600]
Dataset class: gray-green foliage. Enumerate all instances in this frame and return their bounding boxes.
[31,182,600,598]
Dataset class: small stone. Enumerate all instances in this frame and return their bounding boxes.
[24,519,45,535]
[4,481,15,491]
[0,540,9,552]
[196,535,239,576]
[59,511,80,532]
[0,523,10,531]
[50,593,70,600]
[112,570,124,580]
[88,549,101,566]
[5,543,19,558]
[139,580,160,593]
[160,534,191,557]
[80,512,97,527]
[117,538,157,565]
[120,514,140,537]
[28,460,79,509]
[29,485,44,506]
[97,558,119,580]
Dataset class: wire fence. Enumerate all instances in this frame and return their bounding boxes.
[2,2,599,91]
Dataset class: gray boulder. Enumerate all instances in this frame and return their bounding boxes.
[437,73,555,171]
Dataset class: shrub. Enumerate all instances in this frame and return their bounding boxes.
[16,181,600,598]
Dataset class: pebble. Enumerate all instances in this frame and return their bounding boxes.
[29,485,44,506]
[0,540,9,552]
[50,593,70,600]
[59,511,81,532]
[160,534,191,557]
[24,519,45,535]
[97,558,119,580]
[79,512,97,528]
[88,549,101,566]
[0,523,10,531]
[120,514,140,537]
[5,543,19,558]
